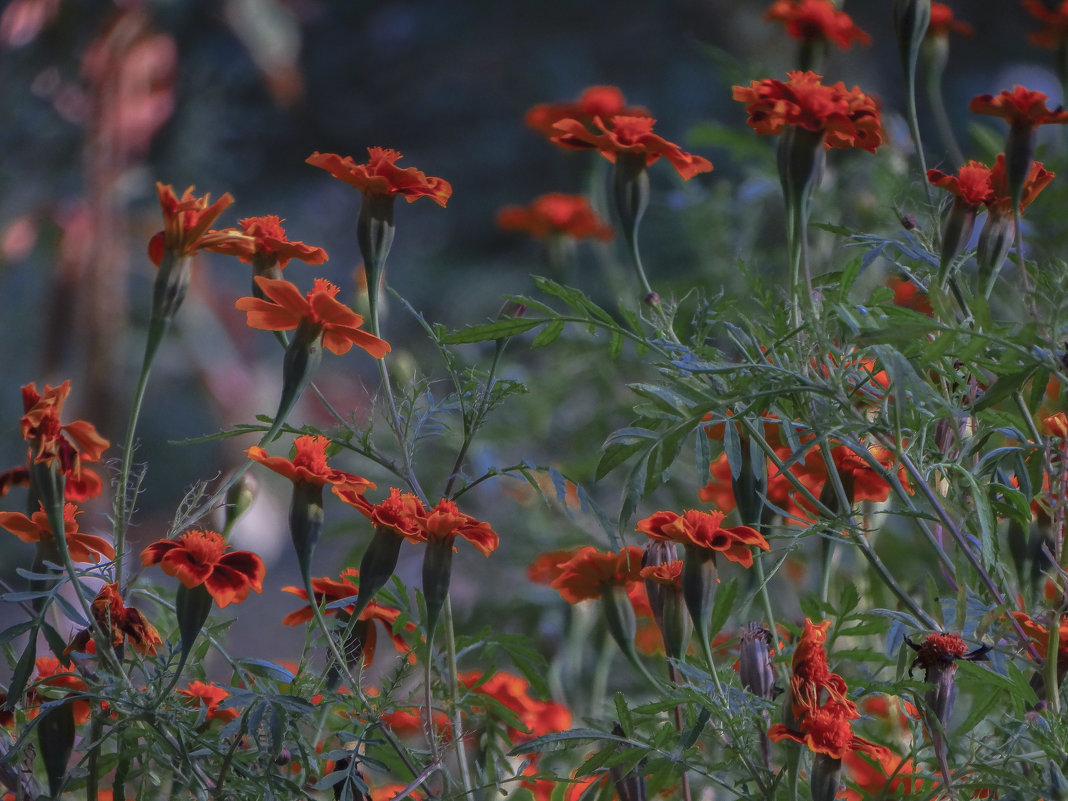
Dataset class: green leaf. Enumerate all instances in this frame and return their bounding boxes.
[509,728,630,756]
[708,578,738,641]
[972,368,1036,412]
[531,319,566,348]
[7,635,38,710]
[441,317,545,345]
[613,693,633,736]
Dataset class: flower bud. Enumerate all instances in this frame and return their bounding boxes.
[357,192,396,330]
[732,434,767,528]
[351,526,405,620]
[976,210,1015,297]
[777,126,826,228]
[422,536,454,637]
[264,316,324,442]
[175,582,214,665]
[937,196,977,285]
[222,473,257,536]
[290,482,325,587]
[810,753,843,801]
[681,544,718,658]
[601,584,638,661]
[739,623,775,701]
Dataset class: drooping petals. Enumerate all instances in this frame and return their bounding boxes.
[307,148,452,207]
[150,183,253,265]
[969,86,1068,128]
[637,508,769,568]
[212,215,328,269]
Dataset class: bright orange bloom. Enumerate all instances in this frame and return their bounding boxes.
[769,618,889,761]
[459,670,572,744]
[636,509,769,568]
[306,148,452,207]
[927,160,994,206]
[526,547,582,585]
[550,115,713,180]
[28,657,90,724]
[20,380,109,498]
[548,545,645,603]
[986,152,1055,214]
[1042,411,1068,439]
[525,85,648,138]
[764,0,871,49]
[929,2,973,38]
[215,215,328,269]
[177,680,239,722]
[281,568,414,668]
[888,276,933,316]
[1011,611,1068,672]
[148,183,253,266]
[235,276,390,357]
[66,582,162,657]
[0,502,114,563]
[422,499,499,556]
[970,86,1068,129]
[842,749,928,800]
[246,434,376,492]
[140,529,265,608]
[334,486,427,540]
[380,705,450,739]
[497,193,613,241]
[639,559,684,588]
[797,443,901,506]
[1024,0,1068,49]
[732,71,883,153]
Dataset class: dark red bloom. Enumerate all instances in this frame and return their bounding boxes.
[66,582,162,657]
[140,529,265,608]
[636,509,769,567]
[970,86,1068,129]
[764,0,871,49]
[213,215,328,270]
[927,160,994,206]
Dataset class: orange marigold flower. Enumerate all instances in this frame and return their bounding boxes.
[842,749,929,800]
[459,670,572,744]
[888,276,933,316]
[67,582,162,657]
[549,545,645,603]
[986,152,1055,214]
[306,148,452,207]
[246,434,376,493]
[235,276,390,358]
[732,71,883,153]
[177,680,239,722]
[140,529,265,608]
[0,502,114,563]
[926,160,994,206]
[928,2,973,38]
[1042,411,1068,439]
[1011,611,1068,672]
[969,86,1068,129]
[1024,0,1068,49]
[550,115,713,180]
[20,380,109,497]
[525,85,648,138]
[527,547,582,586]
[764,0,871,49]
[334,486,427,541]
[639,559,684,588]
[769,700,888,761]
[636,509,769,568]
[281,568,414,668]
[215,215,328,270]
[497,193,613,241]
[422,499,499,557]
[28,657,90,724]
[148,183,253,266]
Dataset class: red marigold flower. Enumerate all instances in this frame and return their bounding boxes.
[281,568,415,668]
[888,276,934,316]
[459,670,572,743]
[733,71,884,153]
[497,193,613,241]
[526,547,582,585]
[246,434,376,493]
[927,160,994,206]
[422,499,499,557]
[548,545,645,603]
[334,486,427,541]
[769,699,888,761]
[764,0,871,49]
[636,509,769,568]
[20,380,109,497]
[28,657,90,724]
[639,559,684,588]
[140,529,265,608]
[0,502,114,563]
[148,183,253,266]
[1011,611,1068,672]
[843,749,929,799]
[214,215,328,270]
[380,706,451,739]
[1024,0,1068,49]
[550,115,713,180]
[177,680,239,722]
[235,276,390,358]
[928,2,973,38]
[67,582,162,657]
[306,148,452,207]
[970,86,1068,129]
[525,85,648,138]
[986,152,1055,214]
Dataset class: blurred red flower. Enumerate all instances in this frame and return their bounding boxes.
[525,85,647,138]
[235,276,390,358]
[307,148,452,207]
[764,0,871,49]
[549,545,645,603]
[28,657,90,724]
[178,680,238,722]
[459,670,572,744]
[148,183,252,266]
[929,2,973,38]
[497,193,613,241]
[1024,0,1068,49]
[140,529,265,608]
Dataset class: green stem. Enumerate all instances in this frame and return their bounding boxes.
[443,598,473,795]
[925,59,964,167]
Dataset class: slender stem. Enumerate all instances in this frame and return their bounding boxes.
[1016,390,1044,445]
[423,631,440,764]
[925,62,964,167]
[442,598,473,794]
[1045,598,1066,715]
[752,554,778,653]
[668,663,693,801]
[443,340,505,499]
[904,47,936,211]
[818,538,836,607]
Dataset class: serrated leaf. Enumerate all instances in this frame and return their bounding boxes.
[531,319,566,348]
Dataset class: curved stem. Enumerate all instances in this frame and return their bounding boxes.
[925,62,964,167]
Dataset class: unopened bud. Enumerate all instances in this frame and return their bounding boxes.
[223,473,257,536]
[810,753,843,801]
[497,300,527,320]
[739,623,775,700]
